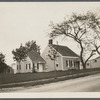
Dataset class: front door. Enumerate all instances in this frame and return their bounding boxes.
[76,61,80,70]
[38,63,43,72]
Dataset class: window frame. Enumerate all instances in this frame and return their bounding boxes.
[56,63,59,67]
[66,60,68,67]
[17,65,18,70]
[26,64,27,69]
[29,63,31,69]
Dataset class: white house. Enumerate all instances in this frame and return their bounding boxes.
[86,56,100,69]
[11,63,17,74]
[42,39,81,72]
[11,50,46,74]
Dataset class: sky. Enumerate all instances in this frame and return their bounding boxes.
[0,2,100,66]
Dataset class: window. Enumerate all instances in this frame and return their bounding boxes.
[19,65,21,70]
[87,63,89,66]
[48,50,50,53]
[17,65,18,70]
[95,59,97,63]
[56,64,58,67]
[71,61,73,67]
[26,64,27,69]
[71,61,72,67]
[37,66,39,69]
[74,61,76,67]
[69,60,72,67]
[29,63,31,69]
[37,63,39,69]
[69,60,71,67]
[66,60,68,67]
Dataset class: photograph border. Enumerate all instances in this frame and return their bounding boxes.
[0,0,100,99]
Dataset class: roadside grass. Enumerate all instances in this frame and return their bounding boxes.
[0,68,100,85]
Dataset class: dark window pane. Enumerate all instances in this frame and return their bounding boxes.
[56,64,58,67]
[17,65,18,70]
[66,60,68,67]
[29,63,31,69]
[26,64,27,69]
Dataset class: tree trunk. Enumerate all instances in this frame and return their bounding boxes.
[32,63,36,73]
[80,42,86,70]
[83,63,86,70]
[80,57,86,70]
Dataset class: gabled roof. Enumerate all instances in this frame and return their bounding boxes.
[28,50,46,63]
[51,44,79,57]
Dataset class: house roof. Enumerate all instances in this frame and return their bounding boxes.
[51,44,79,57]
[28,50,46,63]
[94,56,100,60]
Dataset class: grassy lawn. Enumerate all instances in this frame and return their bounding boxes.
[0,68,100,85]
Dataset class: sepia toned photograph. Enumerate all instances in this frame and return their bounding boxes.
[0,2,100,96]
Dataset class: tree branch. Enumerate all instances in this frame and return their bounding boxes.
[85,50,96,65]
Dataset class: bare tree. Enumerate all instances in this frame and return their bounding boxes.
[49,12,99,69]
[86,12,100,55]
[48,45,59,78]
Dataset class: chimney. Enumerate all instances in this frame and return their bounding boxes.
[49,39,53,45]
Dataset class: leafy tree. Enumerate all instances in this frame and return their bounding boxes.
[25,40,40,54]
[12,41,40,62]
[0,52,5,63]
[0,52,9,73]
[48,45,59,78]
[12,44,28,62]
[49,12,100,69]
[85,12,100,55]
